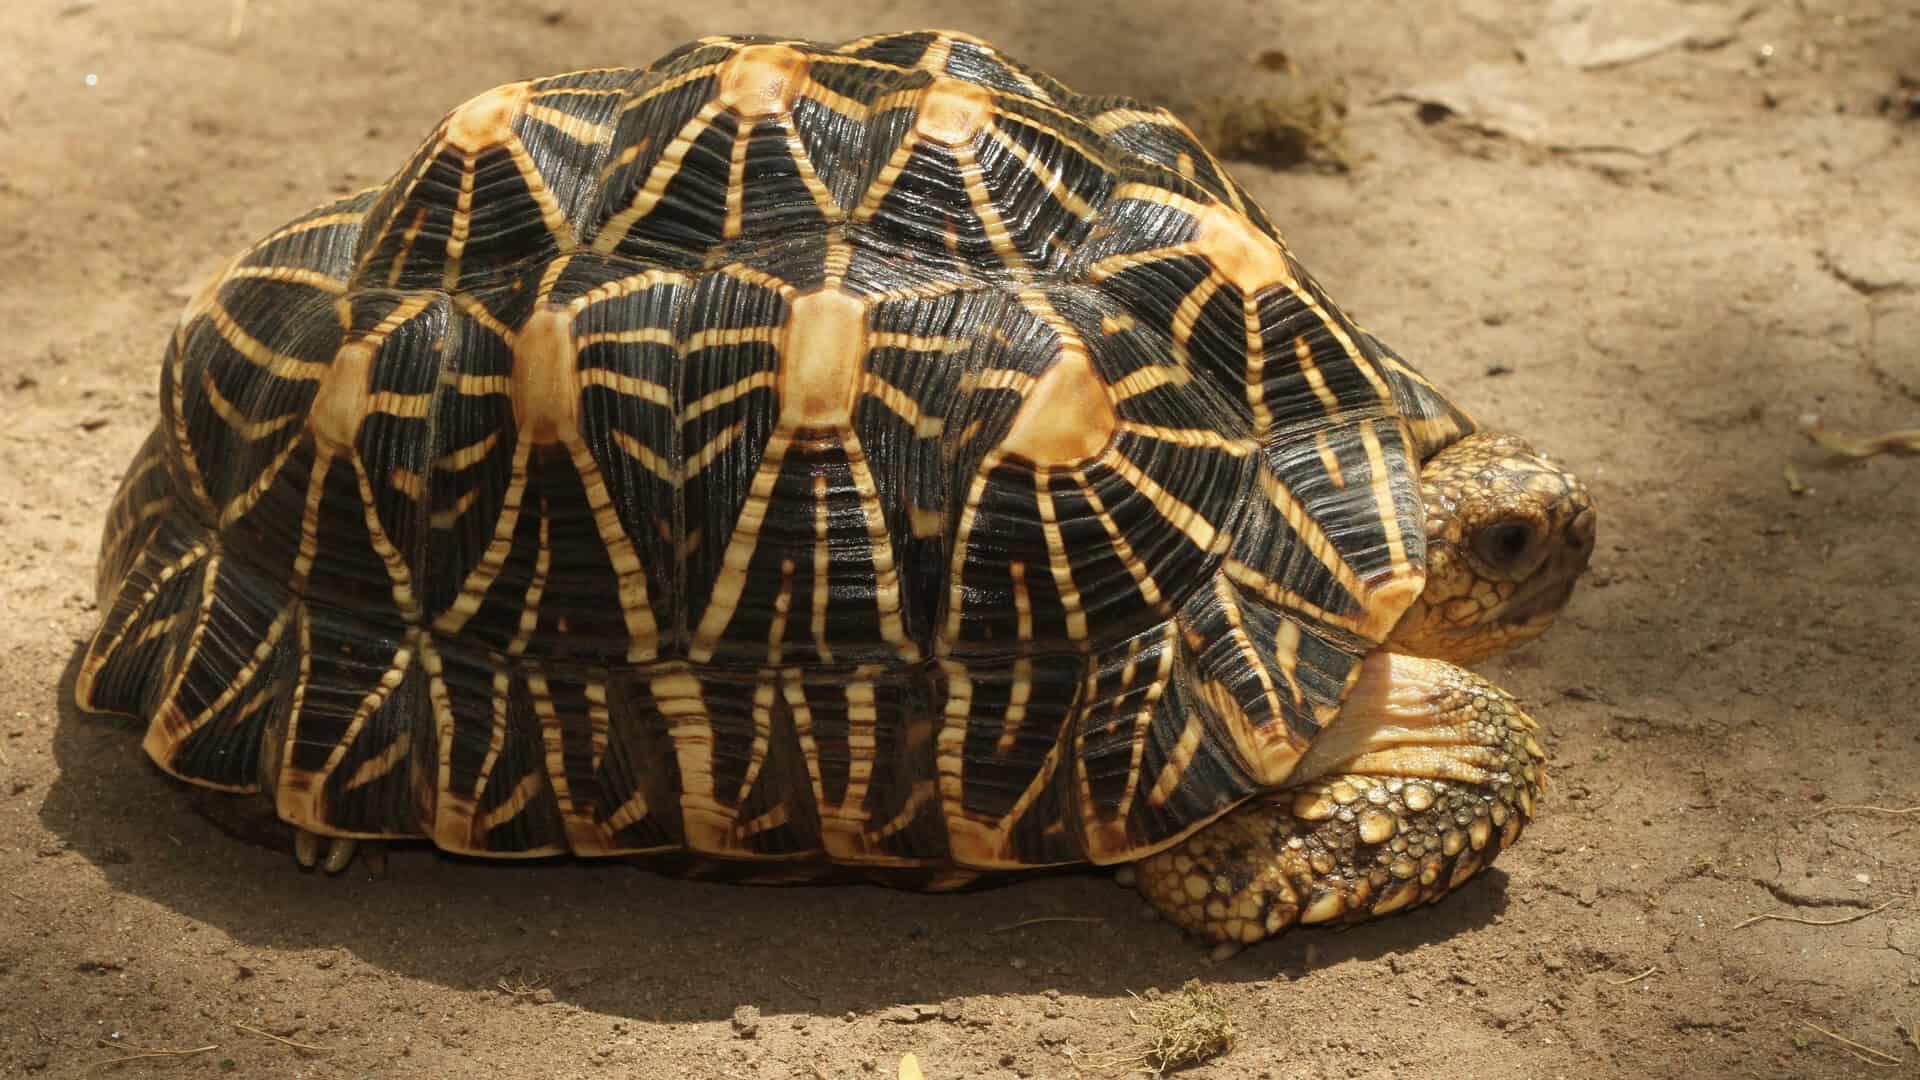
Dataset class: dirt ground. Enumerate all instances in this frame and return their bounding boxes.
[3,1,1918,1077]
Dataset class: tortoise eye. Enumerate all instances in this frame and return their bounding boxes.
[1472,519,1542,573]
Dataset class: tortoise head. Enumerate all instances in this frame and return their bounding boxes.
[1387,432,1595,664]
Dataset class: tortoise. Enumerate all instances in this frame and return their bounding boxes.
[74,29,1594,949]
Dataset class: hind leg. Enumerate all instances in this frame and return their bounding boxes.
[1134,653,1544,952]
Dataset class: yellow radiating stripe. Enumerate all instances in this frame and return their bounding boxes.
[611,428,676,484]
[312,640,414,796]
[221,265,348,294]
[953,140,1028,276]
[353,129,444,284]
[1090,107,1173,135]
[1103,449,1218,552]
[366,390,433,419]
[683,369,776,421]
[1168,275,1220,375]
[200,368,301,440]
[867,331,970,352]
[738,674,782,802]
[476,770,549,835]
[1360,421,1413,573]
[342,736,410,795]
[1213,574,1284,731]
[433,436,532,635]
[454,374,511,398]
[523,101,616,146]
[616,63,722,115]
[579,367,673,407]
[576,326,676,348]
[507,507,551,658]
[427,486,480,530]
[845,431,919,661]
[1254,467,1370,604]
[272,603,315,817]
[1114,421,1256,456]
[469,665,514,816]
[780,120,843,219]
[500,135,581,250]
[689,427,790,662]
[209,420,301,530]
[1032,476,1086,641]
[1222,558,1369,639]
[1074,466,1164,610]
[575,266,689,309]
[153,602,294,762]
[1243,295,1272,436]
[290,452,331,587]
[984,126,1096,222]
[797,77,873,123]
[565,437,659,661]
[938,462,995,653]
[206,301,329,380]
[850,133,918,225]
[79,540,212,703]
[684,324,781,353]
[438,431,499,471]
[143,549,222,749]
[1109,363,1191,401]
[593,100,727,253]
[452,291,516,342]
[1117,625,1178,821]
[442,150,478,289]
[1314,429,1347,489]
[685,420,747,480]
[1144,708,1203,809]
[723,116,751,240]
[351,456,420,618]
[1292,334,1344,415]
[811,474,832,662]
[859,372,943,437]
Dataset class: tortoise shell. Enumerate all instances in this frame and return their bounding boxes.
[78,30,1476,871]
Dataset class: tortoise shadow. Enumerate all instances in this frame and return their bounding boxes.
[41,640,1513,1022]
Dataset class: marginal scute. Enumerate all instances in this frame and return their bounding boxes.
[1192,200,1297,295]
[443,81,533,154]
[997,347,1115,466]
[308,340,374,453]
[512,306,580,444]
[716,44,810,119]
[913,76,994,147]
[780,288,869,428]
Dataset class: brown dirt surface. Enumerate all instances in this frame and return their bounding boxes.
[5,2,1919,1077]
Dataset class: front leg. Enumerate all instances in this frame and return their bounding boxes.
[1134,653,1545,949]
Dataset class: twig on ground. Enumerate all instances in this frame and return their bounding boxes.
[1608,966,1658,985]
[233,1022,331,1053]
[1799,417,1920,462]
[1815,804,1920,819]
[1799,1020,1903,1067]
[988,916,1106,933]
[90,1042,218,1071]
[1732,899,1895,930]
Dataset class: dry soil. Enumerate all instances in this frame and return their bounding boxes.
[3,2,1918,1078]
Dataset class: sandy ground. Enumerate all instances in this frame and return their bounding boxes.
[3,1,1919,1077]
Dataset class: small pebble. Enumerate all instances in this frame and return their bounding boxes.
[731,1004,760,1038]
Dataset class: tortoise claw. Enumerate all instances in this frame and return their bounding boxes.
[293,830,361,875]
[294,828,323,869]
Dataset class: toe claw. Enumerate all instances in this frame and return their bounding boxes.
[320,836,358,875]
[1112,865,1137,888]
[294,829,323,870]
[361,841,389,879]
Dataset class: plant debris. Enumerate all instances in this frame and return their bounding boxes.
[1090,979,1238,1075]
[1182,81,1353,171]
